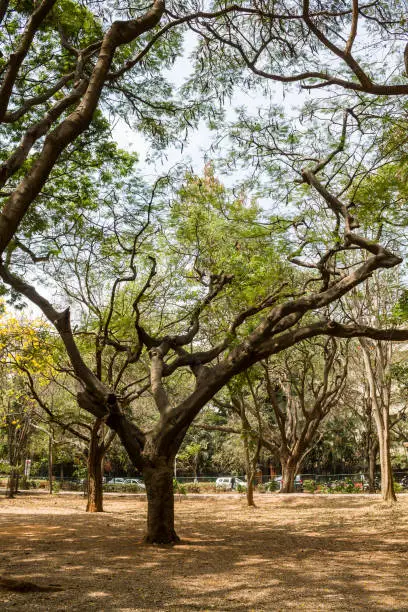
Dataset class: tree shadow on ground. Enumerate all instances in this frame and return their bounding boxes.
[0,494,407,611]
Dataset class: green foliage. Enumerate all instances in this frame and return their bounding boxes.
[103,483,145,493]
[264,480,279,492]
[183,481,201,493]
[303,479,317,493]
[169,164,290,308]
[173,479,187,495]
[394,482,404,493]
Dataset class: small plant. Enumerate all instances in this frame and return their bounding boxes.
[236,484,246,493]
[52,481,61,493]
[303,479,317,493]
[184,482,200,493]
[198,482,217,493]
[394,482,403,493]
[264,480,279,492]
[173,479,187,495]
[317,484,332,494]
[257,484,266,493]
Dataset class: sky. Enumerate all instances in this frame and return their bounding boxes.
[112,29,304,186]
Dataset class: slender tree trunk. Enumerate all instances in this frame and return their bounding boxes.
[48,436,53,495]
[6,470,17,498]
[368,439,378,493]
[239,395,261,507]
[143,460,180,545]
[246,470,255,505]
[280,459,297,493]
[242,425,256,507]
[378,423,396,503]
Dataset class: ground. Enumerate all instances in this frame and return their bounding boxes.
[1,493,408,611]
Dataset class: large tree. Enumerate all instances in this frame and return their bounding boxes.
[2,2,408,544]
[3,157,408,543]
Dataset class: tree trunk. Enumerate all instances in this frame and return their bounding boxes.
[378,425,396,503]
[242,432,256,507]
[86,421,104,512]
[143,461,180,545]
[48,436,53,495]
[361,341,395,503]
[280,460,297,493]
[368,440,378,494]
[246,470,255,506]
[5,470,17,498]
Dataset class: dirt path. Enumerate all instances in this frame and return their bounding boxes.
[1,493,408,611]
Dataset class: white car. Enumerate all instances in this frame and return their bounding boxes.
[124,478,146,489]
[216,477,234,490]
[234,477,248,490]
[215,477,247,490]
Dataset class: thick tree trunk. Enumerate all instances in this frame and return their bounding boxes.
[280,460,297,494]
[86,450,103,513]
[86,421,104,512]
[361,341,395,503]
[143,461,180,545]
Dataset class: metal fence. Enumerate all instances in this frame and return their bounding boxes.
[2,471,408,492]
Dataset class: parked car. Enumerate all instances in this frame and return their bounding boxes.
[234,477,248,490]
[107,478,126,485]
[124,478,146,489]
[216,477,248,490]
[216,476,235,490]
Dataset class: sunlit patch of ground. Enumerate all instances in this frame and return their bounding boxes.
[1,493,408,610]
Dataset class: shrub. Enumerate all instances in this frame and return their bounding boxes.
[264,480,279,492]
[257,484,266,493]
[394,482,403,493]
[303,479,317,493]
[173,479,186,495]
[184,482,200,493]
[197,481,217,493]
[317,484,333,494]
[103,483,145,493]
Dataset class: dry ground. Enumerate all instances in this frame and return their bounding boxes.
[1,493,408,611]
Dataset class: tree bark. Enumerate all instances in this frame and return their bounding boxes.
[5,470,17,498]
[280,459,298,493]
[48,436,53,495]
[246,470,255,505]
[368,439,378,493]
[361,341,396,503]
[242,419,256,507]
[143,460,180,545]
[86,428,104,512]
[378,424,396,503]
